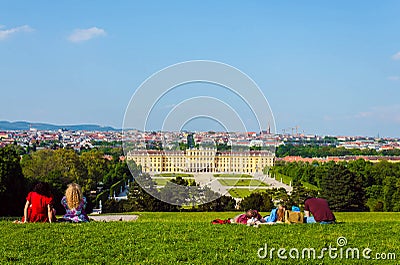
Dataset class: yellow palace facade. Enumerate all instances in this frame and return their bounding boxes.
[126,148,274,173]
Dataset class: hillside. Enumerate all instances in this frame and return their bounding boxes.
[1,212,399,264]
[0,121,117,131]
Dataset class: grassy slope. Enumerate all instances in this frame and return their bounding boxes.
[1,212,400,264]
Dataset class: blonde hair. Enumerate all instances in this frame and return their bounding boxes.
[65,183,83,210]
[277,208,285,222]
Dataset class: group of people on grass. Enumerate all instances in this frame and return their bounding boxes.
[230,196,336,226]
[15,182,89,223]
[17,181,335,226]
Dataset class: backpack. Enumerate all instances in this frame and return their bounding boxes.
[291,206,300,212]
[284,210,304,224]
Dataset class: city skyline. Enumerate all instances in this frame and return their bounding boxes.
[0,120,399,139]
[1,2,400,137]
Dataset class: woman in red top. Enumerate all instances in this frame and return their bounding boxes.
[21,182,55,223]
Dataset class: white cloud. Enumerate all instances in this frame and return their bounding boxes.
[353,105,400,123]
[68,27,106,43]
[324,105,400,124]
[0,25,34,40]
[392,52,400,60]
[388,76,400,81]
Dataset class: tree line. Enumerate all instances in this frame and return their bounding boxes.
[0,145,237,216]
[276,144,400,158]
[0,145,132,216]
[270,159,400,211]
[2,142,400,216]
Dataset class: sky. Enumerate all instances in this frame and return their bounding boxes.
[1,1,400,137]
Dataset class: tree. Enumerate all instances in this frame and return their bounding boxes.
[103,199,125,213]
[320,163,366,211]
[53,149,86,187]
[239,193,263,211]
[260,192,275,212]
[123,174,177,212]
[290,183,318,209]
[365,185,384,212]
[239,192,274,212]
[80,149,108,191]
[348,159,374,188]
[21,149,85,187]
[198,195,237,211]
[382,176,400,212]
[103,160,136,189]
[271,187,291,206]
[159,181,190,207]
[21,149,57,180]
[392,178,400,212]
[0,146,26,216]
[21,149,88,213]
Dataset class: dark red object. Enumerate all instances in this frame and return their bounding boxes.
[211,219,231,224]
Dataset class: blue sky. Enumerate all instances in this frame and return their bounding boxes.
[1,1,400,137]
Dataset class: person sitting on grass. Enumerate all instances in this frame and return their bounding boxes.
[304,196,336,224]
[14,182,56,223]
[58,183,89,223]
[263,204,286,224]
[232,209,263,225]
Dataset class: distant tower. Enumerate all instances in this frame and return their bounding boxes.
[267,122,271,135]
[187,133,195,149]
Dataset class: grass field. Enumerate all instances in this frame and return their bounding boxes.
[155,173,194,178]
[214,174,253,178]
[2,212,400,264]
[154,177,195,186]
[228,188,269,198]
[154,178,172,186]
[217,178,268,187]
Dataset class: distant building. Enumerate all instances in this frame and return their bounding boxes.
[126,148,274,173]
[0,133,9,139]
[277,155,400,163]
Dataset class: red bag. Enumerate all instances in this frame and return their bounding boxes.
[211,219,231,224]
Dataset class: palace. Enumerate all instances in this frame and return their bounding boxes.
[126,148,274,173]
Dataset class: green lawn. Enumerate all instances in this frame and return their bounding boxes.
[1,212,400,264]
[154,178,172,185]
[228,188,269,198]
[155,173,194,178]
[214,174,253,178]
[154,177,195,186]
[217,178,268,187]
